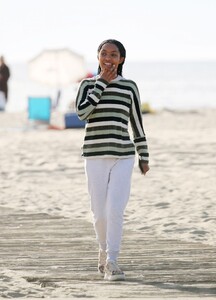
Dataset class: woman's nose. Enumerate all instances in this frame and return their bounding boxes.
[105,55,112,61]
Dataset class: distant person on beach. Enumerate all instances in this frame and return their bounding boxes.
[0,56,10,111]
[76,39,149,281]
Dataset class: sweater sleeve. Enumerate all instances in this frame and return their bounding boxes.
[129,81,149,163]
[76,78,108,120]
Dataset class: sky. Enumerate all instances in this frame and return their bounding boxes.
[0,0,216,64]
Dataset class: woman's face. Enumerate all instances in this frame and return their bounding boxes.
[98,43,124,72]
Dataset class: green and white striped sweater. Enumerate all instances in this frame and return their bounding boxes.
[76,75,149,162]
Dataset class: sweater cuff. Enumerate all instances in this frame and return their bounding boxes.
[95,78,109,89]
[139,157,149,163]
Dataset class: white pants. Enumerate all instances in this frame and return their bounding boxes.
[85,157,135,262]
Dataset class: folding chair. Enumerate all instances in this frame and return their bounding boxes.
[28,96,51,123]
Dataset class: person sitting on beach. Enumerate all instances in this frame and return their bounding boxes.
[76,39,150,281]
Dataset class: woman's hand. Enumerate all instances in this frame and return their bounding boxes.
[99,64,117,83]
[139,161,150,175]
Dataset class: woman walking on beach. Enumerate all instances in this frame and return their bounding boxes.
[76,39,149,281]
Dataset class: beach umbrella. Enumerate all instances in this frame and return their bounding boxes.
[28,48,87,88]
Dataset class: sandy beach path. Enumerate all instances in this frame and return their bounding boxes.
[0,207,216,299]
[0,109,216,299]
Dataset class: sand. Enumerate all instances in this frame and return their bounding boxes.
[0,108,216,298]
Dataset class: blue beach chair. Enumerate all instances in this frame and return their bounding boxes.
[28,96,51,123]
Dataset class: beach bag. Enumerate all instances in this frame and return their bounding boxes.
[0,91,6,111]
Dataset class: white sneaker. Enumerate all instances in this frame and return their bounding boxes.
[104,261,125,281]
[98,249,106,274]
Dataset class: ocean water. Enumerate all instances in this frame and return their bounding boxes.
[5,61,216,112]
